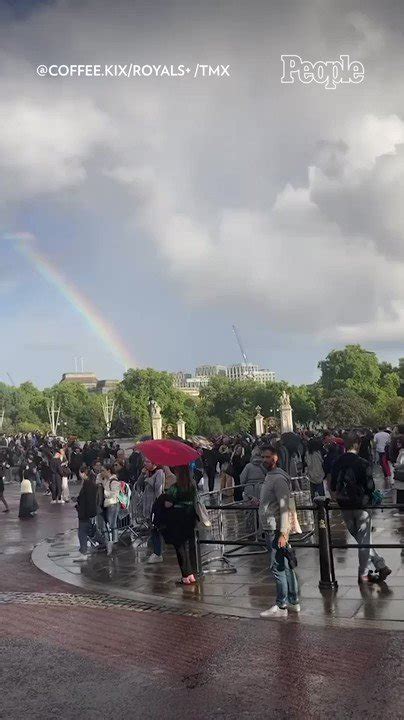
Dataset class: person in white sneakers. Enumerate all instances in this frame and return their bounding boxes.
[259,444,300,618]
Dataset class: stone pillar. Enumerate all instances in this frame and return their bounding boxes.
[177,414,186,439]
[255,406,264,437]
[280,391,293,434]
[150,400,162,440]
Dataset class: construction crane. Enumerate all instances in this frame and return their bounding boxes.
[232,325,256,380]
[232,324,249,365]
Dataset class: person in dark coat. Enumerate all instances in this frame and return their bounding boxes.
[19,479,38,518]
[128,450,143,487]
[230,444,246,501]
[358,431,373,464]
[202,447,218,492]
[153,465,198,584]
[50,451,64,503]
[69,445,83,483]
[40,451,52,495]
[76,467,104,555]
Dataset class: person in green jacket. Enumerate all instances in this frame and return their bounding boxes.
[157,465,199,585]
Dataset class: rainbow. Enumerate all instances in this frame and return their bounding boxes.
[6,233,137,372]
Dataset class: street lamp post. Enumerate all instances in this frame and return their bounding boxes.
[46,397,61,436]
[101,394,115,437]
[148,396,154,438]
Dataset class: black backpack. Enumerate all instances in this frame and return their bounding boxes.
[336,466,367,508]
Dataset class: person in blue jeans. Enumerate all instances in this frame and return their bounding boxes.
[264,530,299,609]
[259,444,300,618]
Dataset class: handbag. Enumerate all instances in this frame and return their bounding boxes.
[288,495,302,535]
[195,497,212,528]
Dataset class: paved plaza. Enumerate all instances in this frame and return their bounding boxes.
[3,483,404,718]
[31,502,404,626]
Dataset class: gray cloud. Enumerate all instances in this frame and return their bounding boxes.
[1,0,404,365]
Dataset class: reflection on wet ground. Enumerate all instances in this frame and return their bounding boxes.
[4,475,404,625]
[32,492,404,625]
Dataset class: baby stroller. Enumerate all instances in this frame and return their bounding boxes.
[125,478,152,548]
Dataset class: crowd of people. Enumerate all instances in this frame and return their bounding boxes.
[0,433,201,583]
[200,426,403,616]
[2,424,404,610]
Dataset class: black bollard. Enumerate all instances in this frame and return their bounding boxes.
[314,496,338,591]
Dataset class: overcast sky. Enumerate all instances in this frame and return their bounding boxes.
[1,0,404,387]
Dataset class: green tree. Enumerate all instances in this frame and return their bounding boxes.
[116,368,198,437]
[0,382,46,429]
[288,385,318,424]
[318,345,382,403]
[43,383,105,439]
[195,411,223,437]
[320,390,372,427]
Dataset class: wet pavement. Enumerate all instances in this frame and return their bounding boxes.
[3,481,404,718]
[28,481,404,628]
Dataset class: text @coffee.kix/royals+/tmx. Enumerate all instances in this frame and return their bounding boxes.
[36,63,231,79]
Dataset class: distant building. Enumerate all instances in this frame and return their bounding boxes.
[60,372,98,390]
[173,362,275,395]
[96,379,120,394]
[173,371,192,388]
[227,363,259,381]
[253,369,276,383]
[173,371,210,397]
[227,364,275,383]
[185,376,209,390]
[195,364,227,378]
[60,373,119,393]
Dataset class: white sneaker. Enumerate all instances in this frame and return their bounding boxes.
[260,605,288,618]
[71,552,87,562]
[147,553,163,564]
[287,603,301,613]
[50,500,57,504]
[57,499,65,504]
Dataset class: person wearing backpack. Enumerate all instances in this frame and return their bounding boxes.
[306,437,325,500]
[99,460,121,554]
[331,432,391,584]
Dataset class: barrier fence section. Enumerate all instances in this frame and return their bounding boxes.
[197,477,315,574]
[196,490,404,589]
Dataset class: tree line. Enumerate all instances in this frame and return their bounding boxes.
[1,345,403,439]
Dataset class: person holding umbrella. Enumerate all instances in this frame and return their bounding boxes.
[135,440,201,584]
[153,465,199,585]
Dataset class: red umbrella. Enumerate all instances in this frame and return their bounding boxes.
[135,439,200,467]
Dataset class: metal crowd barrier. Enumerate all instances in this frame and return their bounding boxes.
[195,495,404,590]
[197,477,315,573]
